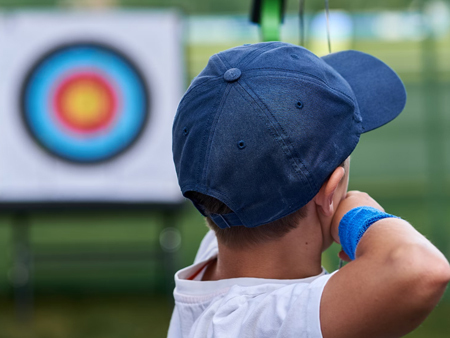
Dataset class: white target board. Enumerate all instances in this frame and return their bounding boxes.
[0,10,184,205]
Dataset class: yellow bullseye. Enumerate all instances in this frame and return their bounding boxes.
[55,74,116,132]
[60,80,109,128]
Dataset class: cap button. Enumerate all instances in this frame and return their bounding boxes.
[224,68,241,82]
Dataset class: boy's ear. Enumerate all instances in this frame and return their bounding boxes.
[315,166,345,217]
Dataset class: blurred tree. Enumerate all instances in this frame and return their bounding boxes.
[60,0,118,8]
[120,0,416,13]
[0,0,419,13]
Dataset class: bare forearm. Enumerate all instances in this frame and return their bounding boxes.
[352,218,450,336]
[322,192,450,338]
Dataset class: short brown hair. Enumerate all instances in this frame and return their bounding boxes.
[186,191,307,249]
[186,161,346,249]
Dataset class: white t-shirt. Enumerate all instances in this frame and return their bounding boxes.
[167,230,334,338]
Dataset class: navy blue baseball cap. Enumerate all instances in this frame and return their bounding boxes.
[172,42,406,229]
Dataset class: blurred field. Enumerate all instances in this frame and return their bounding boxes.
[0,295,173,338]
[0,9,450,338]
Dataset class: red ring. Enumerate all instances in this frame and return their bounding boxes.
[53,72,117,133]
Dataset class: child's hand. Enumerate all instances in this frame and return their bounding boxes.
[331,191,384,245]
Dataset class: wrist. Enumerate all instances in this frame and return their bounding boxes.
[339,206,399,260]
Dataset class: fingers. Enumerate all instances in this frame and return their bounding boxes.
[338,250,351,262]
[344,191,383,211]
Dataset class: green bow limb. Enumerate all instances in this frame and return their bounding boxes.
[251,0,285,42]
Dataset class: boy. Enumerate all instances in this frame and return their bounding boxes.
[168,42,450,338]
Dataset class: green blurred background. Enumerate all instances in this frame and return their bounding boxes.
[1,0,450,337]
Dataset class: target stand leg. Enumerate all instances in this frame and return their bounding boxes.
[159,210,181,311]
[11,213,33,323]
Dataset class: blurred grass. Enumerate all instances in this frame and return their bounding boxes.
[0,207,208,295]
[0,295,173,338]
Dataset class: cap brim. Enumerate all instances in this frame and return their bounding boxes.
[322,50,406,133]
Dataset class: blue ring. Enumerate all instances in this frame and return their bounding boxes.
[21,43,149,163]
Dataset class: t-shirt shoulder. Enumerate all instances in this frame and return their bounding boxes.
[193,230,218,264]
[170,230,336,338]
[173,272,334,338]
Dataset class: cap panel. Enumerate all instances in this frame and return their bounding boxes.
[242,43,355,98]
[204,84,313,227]
[246,44,323,74]
[321,50,407,132]
[244,72,360,205]
[172,78,228,193]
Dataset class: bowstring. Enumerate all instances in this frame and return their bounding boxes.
[298,0,340,269]
[299,0,305,46]
[325,0,332,53]
[325,0,341,268]
[299,0,331,53]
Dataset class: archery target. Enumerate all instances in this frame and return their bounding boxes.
[0,11,184,205]
[21,43,149,163]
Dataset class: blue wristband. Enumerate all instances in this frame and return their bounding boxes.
[339,206,399,261]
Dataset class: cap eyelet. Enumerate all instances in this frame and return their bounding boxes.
[295,101,303,109]
[183,127,189,136]
[290,54,299,60]
[237,140,246,149]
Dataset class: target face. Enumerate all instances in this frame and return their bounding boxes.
[21,43,150,163]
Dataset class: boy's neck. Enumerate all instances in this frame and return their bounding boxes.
[203,212,325,281]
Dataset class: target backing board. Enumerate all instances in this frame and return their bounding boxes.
[0,11,184,206]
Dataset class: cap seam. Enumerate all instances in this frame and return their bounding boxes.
[175,54,229,107]
[235,80,316,196]
[209,53,230,72]
[244,68,357,106]
[216,53,232,69]
[237,42,282,68]
[200,84,234,196]
[174,78,225,192]
[218,42,280,70]
[174,77,222,125]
